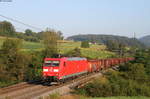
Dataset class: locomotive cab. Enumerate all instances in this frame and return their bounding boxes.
[43,58,62,82]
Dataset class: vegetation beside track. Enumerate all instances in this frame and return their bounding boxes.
[91,97,150,99]
[39,94,150,99]
[75,49,150,97]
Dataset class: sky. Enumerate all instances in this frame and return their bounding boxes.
[0,0,150,38]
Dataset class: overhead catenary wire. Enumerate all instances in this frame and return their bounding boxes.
[15,27,26,31]
[0,14,43,31]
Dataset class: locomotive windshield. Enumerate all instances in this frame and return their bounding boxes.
[44,60,60,67]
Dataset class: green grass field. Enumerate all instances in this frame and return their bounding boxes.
[0,36,115,59]
[90,97,150,99]
[74,96,150,99]
[47,95,150,99]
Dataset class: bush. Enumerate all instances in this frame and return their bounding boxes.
[75,71,150,97]
[81,41,89,48]
[48,93,60,99]
[119,63,148,82]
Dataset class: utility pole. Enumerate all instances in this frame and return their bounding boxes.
[133,32,137,53]
[134,32,136,40]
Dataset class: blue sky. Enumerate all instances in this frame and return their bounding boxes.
[0,0,150,38]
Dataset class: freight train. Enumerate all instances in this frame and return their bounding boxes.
[42,57,134,83]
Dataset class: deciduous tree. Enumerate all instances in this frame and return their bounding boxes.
[0,21,15,36]
[43,29,59,57]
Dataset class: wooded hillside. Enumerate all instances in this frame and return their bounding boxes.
[67,34,145,48]
[139,35,150,47]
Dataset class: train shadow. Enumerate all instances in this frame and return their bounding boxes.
[27,79,52,86]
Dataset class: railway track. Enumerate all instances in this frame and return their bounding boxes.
[0,83,34,95]
[0,71,103,99]
[0,80,43,98]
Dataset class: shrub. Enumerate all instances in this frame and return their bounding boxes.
[81,41,89,48]
[48,93,60,99]
[75,71,150,97]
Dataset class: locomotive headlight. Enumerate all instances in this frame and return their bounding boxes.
[53,69,59,72]
[43,69,48,72]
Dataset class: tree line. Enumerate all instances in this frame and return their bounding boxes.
[67,34,145,48]
[0,21,64,42]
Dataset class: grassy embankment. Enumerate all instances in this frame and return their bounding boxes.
[41,94,150,99]
[91,97,150,99]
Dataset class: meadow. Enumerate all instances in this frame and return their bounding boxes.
[0,36,115,59]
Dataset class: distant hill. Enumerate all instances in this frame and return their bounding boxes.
[139,35,150,47]
[67,34,145,48]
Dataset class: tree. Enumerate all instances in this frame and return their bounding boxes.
[57,31,64,40]
[127,63,147,81]
[0,38,28,82]
[43,29,59,57]
[0,21,15,36]
[105,40,119,51]
[25,52,43,81]
[25,29,33,36]
[81,41,89,48]
[118,43,126,57]
[119,63,147,82]
[133,49,150,77]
